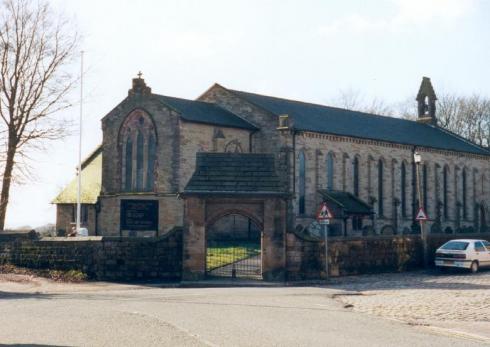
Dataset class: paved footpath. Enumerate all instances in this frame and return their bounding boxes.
[0,273,489,346]
[330,269,490,341]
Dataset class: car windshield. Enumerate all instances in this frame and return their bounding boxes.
[440,241,469,251]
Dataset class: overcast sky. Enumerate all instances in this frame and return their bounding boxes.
[6,0,490,228]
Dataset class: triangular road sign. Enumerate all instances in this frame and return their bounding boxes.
[415,207,428,221]
[317,202,334,220]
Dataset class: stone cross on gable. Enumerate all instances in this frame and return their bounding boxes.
[128,72,151,96]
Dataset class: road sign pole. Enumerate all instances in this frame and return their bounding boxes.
[415,161,428,268]
[323,221,328,282]
[317,202,333,282]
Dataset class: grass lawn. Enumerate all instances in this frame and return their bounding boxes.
[206,242,260,271]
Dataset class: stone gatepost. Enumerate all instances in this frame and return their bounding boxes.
[262,198,287,281]
[182,197,206,280]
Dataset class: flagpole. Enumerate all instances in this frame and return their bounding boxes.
[76,50,84,233]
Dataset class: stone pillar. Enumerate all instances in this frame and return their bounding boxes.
[262,198,286,281]
[182,197,206,280]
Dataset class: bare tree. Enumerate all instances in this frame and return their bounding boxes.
[397,93,490,148]
[0,0,78,230]
[331,88,394,116]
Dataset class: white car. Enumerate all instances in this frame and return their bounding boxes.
[435,239,490,273]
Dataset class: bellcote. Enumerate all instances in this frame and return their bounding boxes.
[128,71,152,97]
[416,77,437,125]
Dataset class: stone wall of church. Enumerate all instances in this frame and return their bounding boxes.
[101,95,182,195]
[99,95,184,236]
[198,85,284,158]
[291,131,490,235]
[55,204,97,236]
[178,121,251,191]
[96,195,182,236]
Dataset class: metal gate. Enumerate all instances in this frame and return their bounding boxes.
[206,214,262,279]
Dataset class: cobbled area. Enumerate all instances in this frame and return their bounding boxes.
[330,269,490,337]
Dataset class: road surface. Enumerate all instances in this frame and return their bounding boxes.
[0,274,487,346]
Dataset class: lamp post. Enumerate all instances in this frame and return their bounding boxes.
[414,151,428,268]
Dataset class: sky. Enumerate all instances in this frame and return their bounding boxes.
[5,0,490,228]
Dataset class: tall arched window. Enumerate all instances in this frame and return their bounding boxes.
[443,166,449,219]
[378,159,384,217]
[146,134,156,191]
[401,161,407,217]
[462,168,468,219]
[124,135,133,192]
[299,151,306,214]
[327,152,334,190]
[353,156,360,197]
[136,130,144,191]
[120,110,157,192]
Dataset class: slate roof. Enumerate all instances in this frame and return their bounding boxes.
[154,94,256,130]
[229,89,490,156]
[184,153,286,196]
[318,190,374,215]
[52,146,102,204]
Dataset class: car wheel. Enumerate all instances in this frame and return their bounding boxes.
[470,261,479,274]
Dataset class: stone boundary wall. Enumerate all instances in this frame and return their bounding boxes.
[286,232,490,280]
[0,229,182,281]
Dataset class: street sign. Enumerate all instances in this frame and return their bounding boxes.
[415,207,428,221]
[316,202,332,282]
[316,202,333,221]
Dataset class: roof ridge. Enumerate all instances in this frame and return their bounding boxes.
[429,124,490,154]
[229,88,419,124]
[152,92,257,130]
[154,93,223,108]
[81,145,102,170]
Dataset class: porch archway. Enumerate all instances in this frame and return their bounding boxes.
[181,153,288,281]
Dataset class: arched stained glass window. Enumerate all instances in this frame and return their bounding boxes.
[124,136,132,192]
[136,130,144,191]
[327,152,334,190]
[353,156,360,197]
[119,110,157,192]
[299,151,306,214]
[146,134,156,191]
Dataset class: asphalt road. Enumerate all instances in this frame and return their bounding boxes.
[0,277,488,347]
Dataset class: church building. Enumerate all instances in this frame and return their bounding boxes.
[53,75,490,240]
